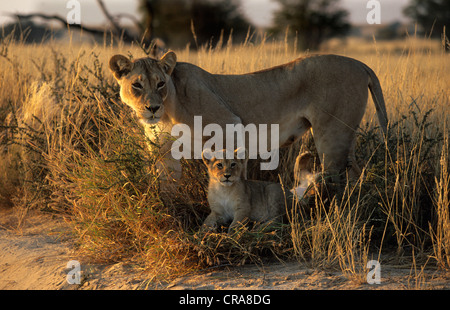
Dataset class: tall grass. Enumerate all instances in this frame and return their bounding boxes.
[0,31,449,282]
[289,176,374,284]
[430,134,450,269]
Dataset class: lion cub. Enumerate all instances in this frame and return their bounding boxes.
[202,148,288,232]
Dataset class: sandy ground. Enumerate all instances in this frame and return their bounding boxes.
[1,208,450,290]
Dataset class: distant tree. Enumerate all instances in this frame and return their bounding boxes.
[271,0,350,50]
[376,21,404,40]
[404,0,449,49]
[0,20,64,43]
[191,0,250,45]
[138,0,251,48]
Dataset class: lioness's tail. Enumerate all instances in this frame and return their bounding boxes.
[363,64,388,137]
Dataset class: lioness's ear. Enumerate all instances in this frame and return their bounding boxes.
[159,51,177,75]
[109,55,133,80]
[235,147,248,161]
[202,148,215,166]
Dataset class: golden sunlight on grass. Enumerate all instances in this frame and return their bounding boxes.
[0,32,449,282]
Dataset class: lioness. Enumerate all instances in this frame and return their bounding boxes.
[109,51,388,182]
[202,148,289,232]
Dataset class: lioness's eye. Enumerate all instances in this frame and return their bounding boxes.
[157,81,165,89]
[132,82,143,90]
[230,162,236,168]
[216,163,223,169]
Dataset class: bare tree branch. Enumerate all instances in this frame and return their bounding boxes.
[95,0,135,42]
[11,13,106,37]
[11,0,137,44]
[10,2,165,54]
[115,13,143,33]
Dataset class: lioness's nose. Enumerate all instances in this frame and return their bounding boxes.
[146,106,160,114]
[224,174,231,179]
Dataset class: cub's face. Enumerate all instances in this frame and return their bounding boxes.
[109,52,177,125]
[202,149,247,187]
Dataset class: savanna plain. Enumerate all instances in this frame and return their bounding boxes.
[0,31,449,290]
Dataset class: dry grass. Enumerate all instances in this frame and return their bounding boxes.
[0,30,449,283]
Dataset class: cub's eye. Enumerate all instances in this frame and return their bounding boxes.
[132,82,143,90]
[216,163,223,169]
[157,81,165,89]
[230,162,236,168]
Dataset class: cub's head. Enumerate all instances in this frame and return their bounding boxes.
[202,148,248,187]
[109,51,177,125]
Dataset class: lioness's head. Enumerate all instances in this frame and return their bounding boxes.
[109,51,177,125]
[202,148,248,187]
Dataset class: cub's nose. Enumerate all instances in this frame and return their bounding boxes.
[146,106,160,114]
[224,174,231,179]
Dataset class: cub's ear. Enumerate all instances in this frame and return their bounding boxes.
[159,51,177,75]
[234,147,248,161]
[294,151,314,173]
[202,148,215,166]
[109,54,133,80]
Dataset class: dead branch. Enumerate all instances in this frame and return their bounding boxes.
[11,13,106,37]
[11,1,136,44]
[95,0,135,42]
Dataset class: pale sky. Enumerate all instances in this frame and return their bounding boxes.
[0,0,411,28]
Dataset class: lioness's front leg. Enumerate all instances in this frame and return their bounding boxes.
[144,124,182,192]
